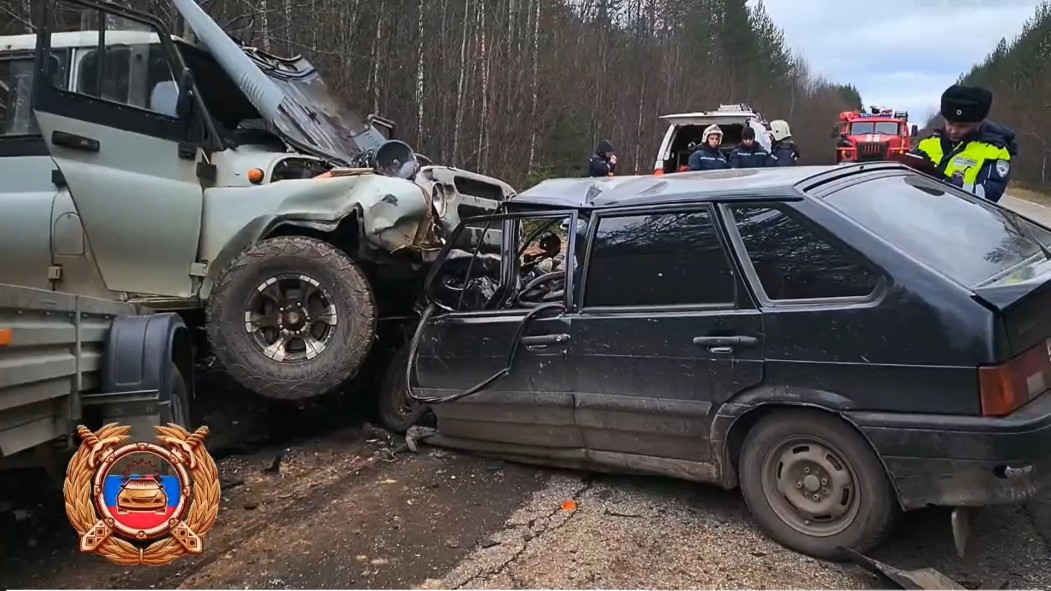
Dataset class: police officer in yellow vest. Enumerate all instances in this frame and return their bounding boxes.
[910,84,1018,203]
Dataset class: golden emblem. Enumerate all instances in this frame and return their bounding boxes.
[63,423,221,566]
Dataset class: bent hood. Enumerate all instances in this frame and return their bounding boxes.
[173,0,387,165]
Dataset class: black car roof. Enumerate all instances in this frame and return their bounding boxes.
[509,162,913,209]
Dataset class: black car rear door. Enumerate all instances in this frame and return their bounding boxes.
[567,203,764,472]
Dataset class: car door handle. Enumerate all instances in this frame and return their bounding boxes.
[52,130,100,152]
[521,334,571,346]
[692,335,758,347]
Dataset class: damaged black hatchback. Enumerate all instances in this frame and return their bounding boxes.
[390,163,1051,560]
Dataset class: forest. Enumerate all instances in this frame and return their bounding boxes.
[922,1,1050,192]
[0,0,863,187]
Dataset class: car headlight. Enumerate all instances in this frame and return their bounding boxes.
[432,184,448,218]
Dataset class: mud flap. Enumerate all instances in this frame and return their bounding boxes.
[951,507,972,558]
[844,548,965,590]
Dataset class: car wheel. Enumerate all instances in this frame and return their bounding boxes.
[377,344,427,433]
[206,236,377,401]
[161,361,192,427]
[737,409,901,560]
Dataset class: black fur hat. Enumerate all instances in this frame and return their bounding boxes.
[941,85,992,123]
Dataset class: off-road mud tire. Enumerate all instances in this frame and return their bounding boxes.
[377,344,427,433]
[206,236,377,401]
[737,409,901,560]
[161,361,192,427]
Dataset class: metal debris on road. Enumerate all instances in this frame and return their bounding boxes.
[845,548,966,590]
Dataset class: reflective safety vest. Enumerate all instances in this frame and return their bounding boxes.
[915,136,1011,195]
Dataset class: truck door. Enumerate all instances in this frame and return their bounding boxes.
[32,0,207,298]
[0,50,69,290]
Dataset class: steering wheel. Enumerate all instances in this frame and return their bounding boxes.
[516,270,565,307]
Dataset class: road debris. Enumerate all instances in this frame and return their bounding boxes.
[846,549,966,590]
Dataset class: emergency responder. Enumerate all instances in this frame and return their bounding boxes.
[767,120,799,166]
[728,127,771,168]
[909,84,1018,203]
[688,125,729,171]
[588,140,617,177]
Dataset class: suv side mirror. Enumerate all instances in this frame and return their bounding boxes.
[175,70,195,119]
[830,126,840,139]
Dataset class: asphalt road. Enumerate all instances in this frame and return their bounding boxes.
[1002,194,1051,223]
[2,413,1049,590]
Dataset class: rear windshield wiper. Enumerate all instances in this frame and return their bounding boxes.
[1001,206,1051,261]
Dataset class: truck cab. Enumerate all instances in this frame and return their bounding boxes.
[833,108,919,163]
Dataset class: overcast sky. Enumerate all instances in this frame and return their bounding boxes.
[748,0,1042,124]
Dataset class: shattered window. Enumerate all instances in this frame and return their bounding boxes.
[729,205,879,301]
[429,217,505,313]
[514,214,573,307]
[584,210,735,308]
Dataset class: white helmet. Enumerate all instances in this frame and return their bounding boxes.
[770,120,792,142]
[702,124,723,142]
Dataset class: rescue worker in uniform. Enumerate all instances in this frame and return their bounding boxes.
[728,127,771,168]
[688,125,729,171]
[767,120,799,166]
[588,140,617,177]
[909,84,1018,203]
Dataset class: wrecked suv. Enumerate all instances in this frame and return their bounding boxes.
[0,0,514,401]
[395,164,1051,559]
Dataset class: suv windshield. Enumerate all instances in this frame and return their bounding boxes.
[822,174,1051,287]
[0,53,70,136]
[849,121,900,136]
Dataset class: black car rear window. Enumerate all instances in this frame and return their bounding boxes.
[822,174,1051,287]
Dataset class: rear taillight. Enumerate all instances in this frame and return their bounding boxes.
[654,168,664,176]
[978,340,1051,416]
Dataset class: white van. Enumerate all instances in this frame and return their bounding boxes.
[652,104,772,175]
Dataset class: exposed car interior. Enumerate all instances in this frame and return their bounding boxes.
[516,221,568,307]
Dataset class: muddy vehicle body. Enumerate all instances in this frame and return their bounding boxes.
[0,0,514,402]
[0,282,192,480]
[391,163,1051,560]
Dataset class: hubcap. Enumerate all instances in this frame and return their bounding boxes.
[761,436,860,537]
[244,274,338,363]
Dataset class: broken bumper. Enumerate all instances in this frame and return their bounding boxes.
[847,393,1051,510]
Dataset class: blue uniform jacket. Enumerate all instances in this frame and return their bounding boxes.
[688,146,729,171]
[729,144,771,168]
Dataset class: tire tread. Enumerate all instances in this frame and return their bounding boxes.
[205,236,377,401]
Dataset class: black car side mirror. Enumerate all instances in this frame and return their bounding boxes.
[175,69,195,119]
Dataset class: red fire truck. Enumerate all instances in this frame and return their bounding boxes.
[832,107,919,163]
